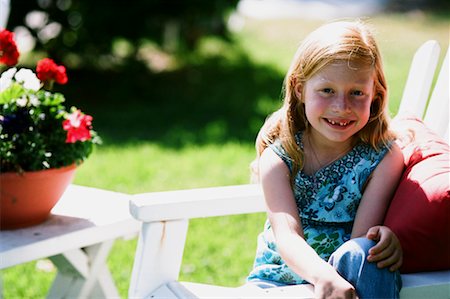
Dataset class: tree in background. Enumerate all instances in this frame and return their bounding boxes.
[6,0,239,70]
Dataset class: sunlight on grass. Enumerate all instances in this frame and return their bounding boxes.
[74,142,256,193]
[2,261,55,298]
[180,213,266,287]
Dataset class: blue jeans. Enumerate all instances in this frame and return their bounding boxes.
[248,237,402,299]
[329,237,402,298]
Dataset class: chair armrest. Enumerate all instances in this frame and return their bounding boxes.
[130,184,265,222]
[401,270,450,298]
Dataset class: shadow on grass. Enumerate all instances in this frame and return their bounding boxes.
[59,53,284,148]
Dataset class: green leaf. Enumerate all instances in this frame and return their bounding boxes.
[0,83,26,104]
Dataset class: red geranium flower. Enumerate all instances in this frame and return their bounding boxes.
[36,58,68,85]
[62,110,93,143]
[0,29,20,66]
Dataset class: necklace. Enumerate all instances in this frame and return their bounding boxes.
[306,133,352,175]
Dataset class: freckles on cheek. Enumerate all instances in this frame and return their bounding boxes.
[358,101,373,124]
[304,102,320,120]
[355,99,372,113]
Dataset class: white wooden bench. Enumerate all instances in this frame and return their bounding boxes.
[0,185,141,299]
[128,40,450,298]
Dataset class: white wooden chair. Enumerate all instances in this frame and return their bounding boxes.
[128,40,450,299]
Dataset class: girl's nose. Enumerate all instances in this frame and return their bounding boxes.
[332,94,351,113]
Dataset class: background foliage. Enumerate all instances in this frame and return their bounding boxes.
[8,0,239,69]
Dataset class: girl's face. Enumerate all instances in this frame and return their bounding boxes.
[301,61,375,146]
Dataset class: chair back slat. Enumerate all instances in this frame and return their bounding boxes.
[398,40,440,117]
[424,48,449,142]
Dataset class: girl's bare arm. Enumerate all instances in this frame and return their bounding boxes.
[351,143,404,270]
[259,148,357,297]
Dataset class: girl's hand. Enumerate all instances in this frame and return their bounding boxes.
[314,273,359,299]
[366,225,403,271]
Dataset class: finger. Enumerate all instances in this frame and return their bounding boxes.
[376,249,402,269]
[368,235,391,256]
[376,254,396,268]
[389,255,403,272]
[368,227,394,255]
[389,262,401,272]
[366,226,380,241]
[368,242,396,263]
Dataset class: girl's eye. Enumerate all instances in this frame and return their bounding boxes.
[321,88,333,94]
[351,90,364,96]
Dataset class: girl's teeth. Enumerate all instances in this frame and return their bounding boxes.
[328,119,348,126]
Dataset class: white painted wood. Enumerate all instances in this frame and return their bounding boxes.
[149,281,315,299]
[78,240,117,299]
[145,271,450,299]
[49,248,90,278]
[0,185,140,269]
[398,40,440,118]
[443,127,450,144]
[0,185,140,298]
[424,47,449,142]
[402,270,450,287]
[94,265,122,298]
[177,281,315,298]
[149,284,178,299]
[47,240,119,299]
[401,271,450,298]
[131,184,265,222]
[128,220,189,298]
[146,281,314,299]
[46,270,85,299]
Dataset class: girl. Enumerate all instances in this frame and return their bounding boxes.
[247,20,404,299]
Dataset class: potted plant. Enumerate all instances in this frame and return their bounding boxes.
[0,29,101,229]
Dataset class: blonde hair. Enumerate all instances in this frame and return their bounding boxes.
[252,20,394,181]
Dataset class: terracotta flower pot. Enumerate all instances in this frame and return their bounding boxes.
[0,164,77,230]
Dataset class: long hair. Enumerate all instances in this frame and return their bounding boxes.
[251,20,394,182]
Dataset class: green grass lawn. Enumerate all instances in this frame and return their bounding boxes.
[2,12,449,298]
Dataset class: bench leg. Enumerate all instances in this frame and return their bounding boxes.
[129,220,189,298]
[47,239,120,299]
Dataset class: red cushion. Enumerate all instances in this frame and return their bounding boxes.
[384,116,450,273]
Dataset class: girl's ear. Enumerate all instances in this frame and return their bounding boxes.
[291,77,303,102]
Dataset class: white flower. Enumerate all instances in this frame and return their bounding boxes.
[16,97,28,107]
[29,95,41,106]
[14,69,41,91]
[0,67,17,92]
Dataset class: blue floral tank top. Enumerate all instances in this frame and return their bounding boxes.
[247,131,391,285]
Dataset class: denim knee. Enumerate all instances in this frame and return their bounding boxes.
[328,237,401,299]
[329,237,374,267]
[328,238,376,276]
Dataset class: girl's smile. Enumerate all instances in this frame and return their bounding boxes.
[325,118,354,128]
[302,61,375,146]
